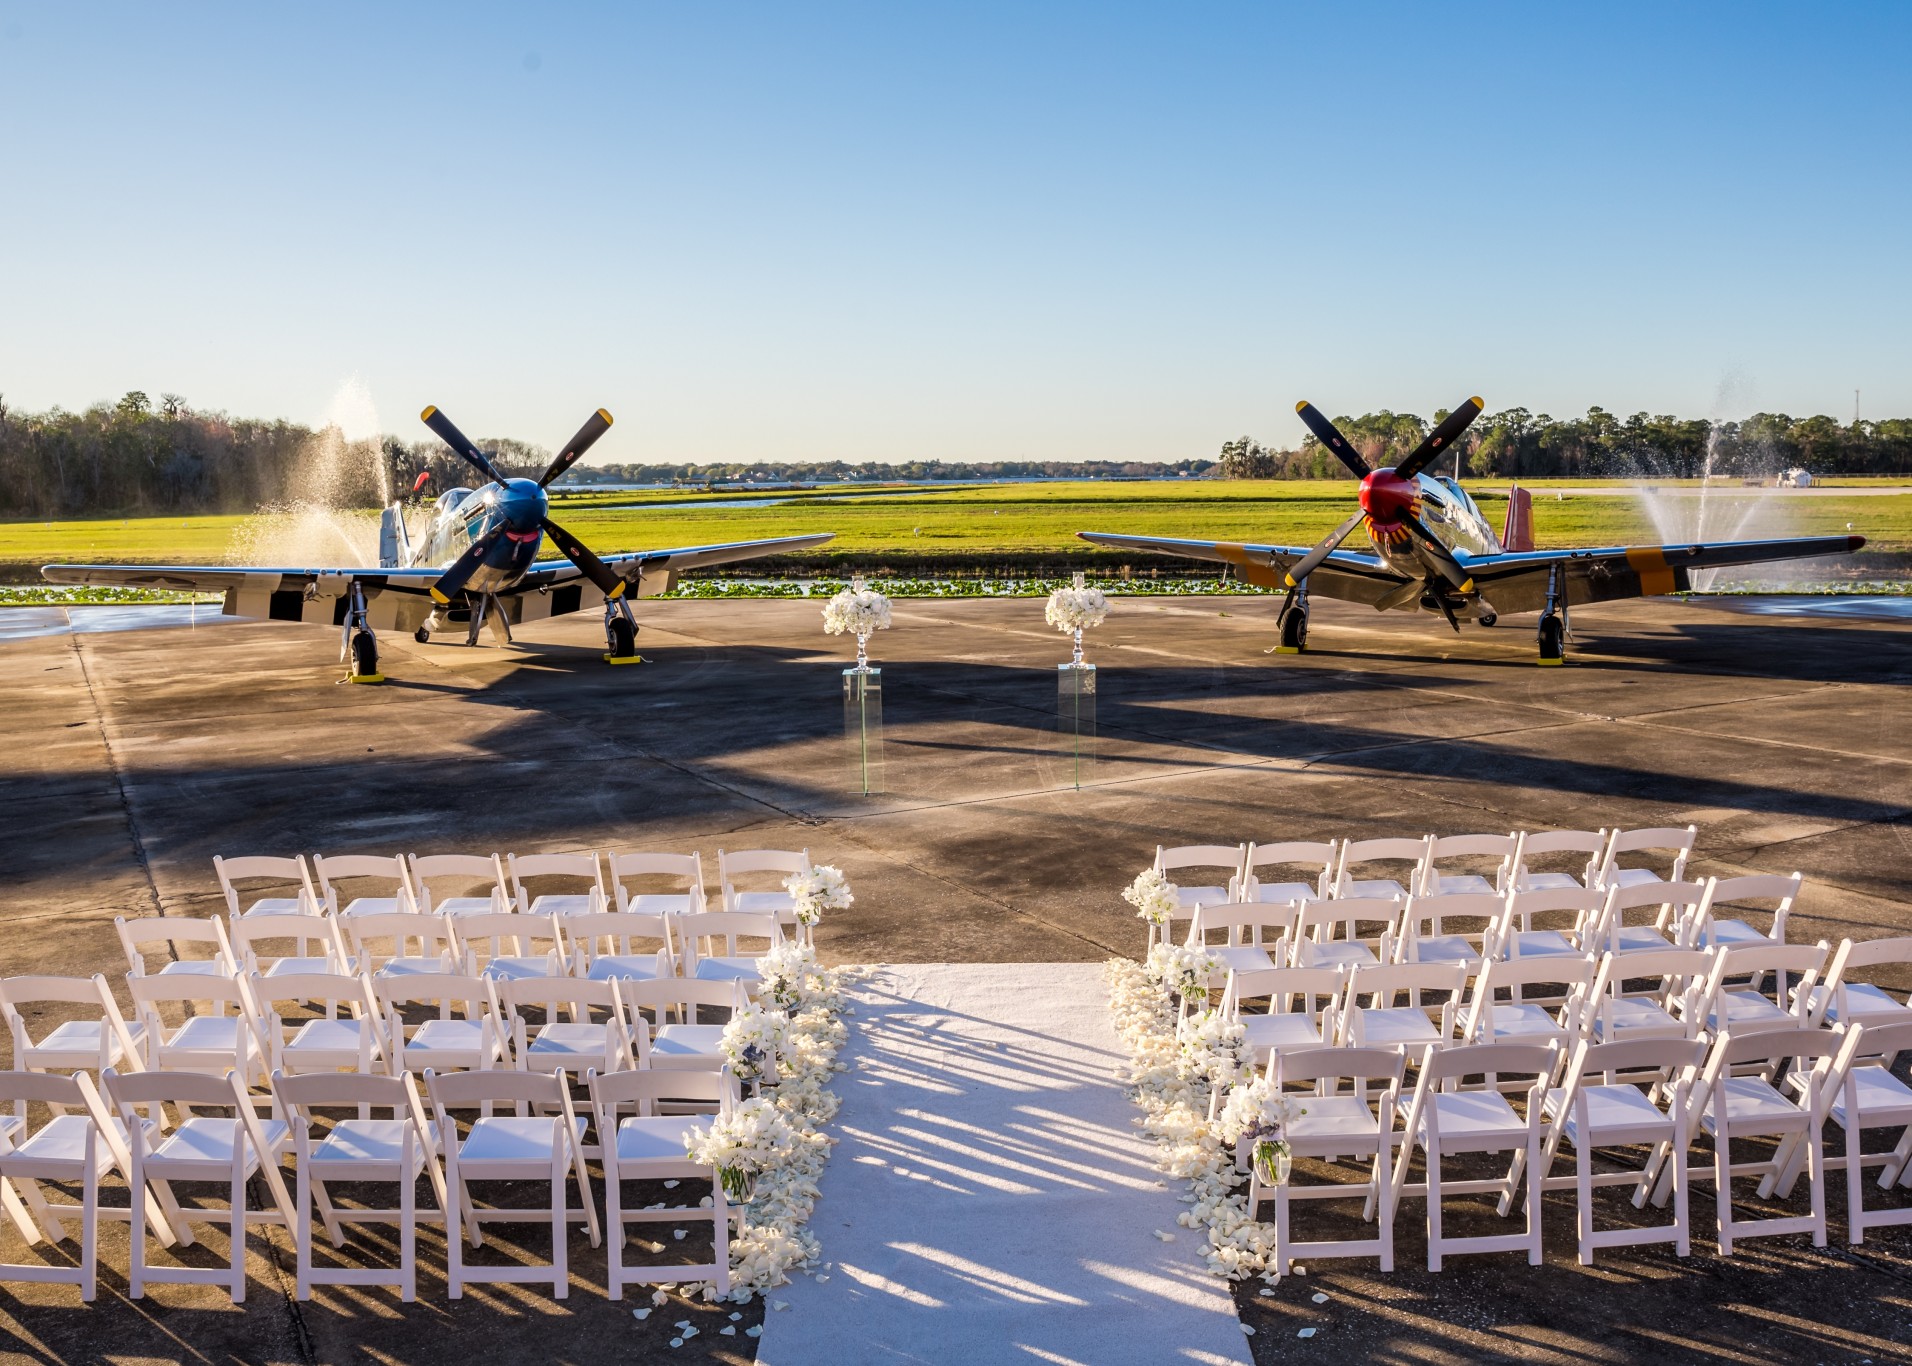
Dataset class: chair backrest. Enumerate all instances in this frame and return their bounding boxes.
[1296,896,1400,951]
[1345,960,1469,1010]
[496,975,626,1020]
[674,910,781,963]
[507,851,604,902]
[1589,947,1716,1007]
[1398,893,1502,949]
[1273,1045,1405,1092]
[1334,836,1432,892]
[1689,872,1801,944]
[0,1068,92,1109]
[587,1065,737,1117]
[116,914,236,975]
[619,975,745,1024]
[1509,828,1607,884]
[1835,935,1912,975]
[450,912,565,963]
[213,855,317,914]
[1240,841,1338,898]
[341,912,458,968]
[1709,1025,1840,1075]
[1597,880,1707,952]
[104,1065,263,1123]
[226,912,344,966]
[1572,1035,1709,1081]
[1599,825,1698,882]
[373,971,499,1018]
[1836,1019,1912,1078]
[611,851,707,911]
[125,970,252,1015]
[717,849,809,882]
[1421,833,1517,892]
[1186,902,1298,952]
[0,975,142,1062]
[1420,1039,1558,1086]
[407,854,508,912]
[1464,954,1598,1035]
[426,1065,569,1112]
[563,911,674,961]
[1154,844,1245,882]
[274,1068,424,1119]
[248,971,376,1021]
[313,854,414,913]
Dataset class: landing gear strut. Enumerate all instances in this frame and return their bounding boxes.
[1274,583,1309,655]
[464,593,513,648]
[341,581,383,683]
[1537,562,1566,666]
[603,596,643,665]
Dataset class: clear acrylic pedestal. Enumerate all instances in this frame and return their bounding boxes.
[1057,661,1096,789]
[844,666,884,795]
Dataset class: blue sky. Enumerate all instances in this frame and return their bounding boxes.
[2,2,1907,464]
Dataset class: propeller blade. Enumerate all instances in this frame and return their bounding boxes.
[1280,509,1367,590]
[1401,512,1476,594]
[429,526,504,604]
[1395,396,1485,479]
[1295,401,1372,479]
[538,409,614,489]
[541,516,629,601]
[421,406,508,486]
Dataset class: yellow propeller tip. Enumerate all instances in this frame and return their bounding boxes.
[597,408,614,425]
[608,582,627,600]
[1294,400,1310,413]
[1470,396,1484,408]
[420,405,438,421]
[429,588,449,604]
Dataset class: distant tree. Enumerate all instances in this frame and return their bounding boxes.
[116,390,151,418]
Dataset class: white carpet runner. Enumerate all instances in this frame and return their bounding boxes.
[757,963,1253,1366]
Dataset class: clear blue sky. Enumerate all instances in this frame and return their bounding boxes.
[2,2,1907,464]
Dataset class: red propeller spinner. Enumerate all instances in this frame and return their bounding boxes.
[1358,469,1418,529]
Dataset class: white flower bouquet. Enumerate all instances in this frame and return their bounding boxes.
[720,1003,792,1085]
[1216,1074,1306,1186]
[1123,868,1181,927]
[1045,583,1110,633]
[756,940,819,1012]
[822,585,892,637]
[1145,940,1224,1004]
[783,864,853,927]
[685,1095,799,1205]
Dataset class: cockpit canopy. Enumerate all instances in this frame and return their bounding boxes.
[435,487,475,514]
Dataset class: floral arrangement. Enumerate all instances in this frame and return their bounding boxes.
[822,583,893,638]
[1145,940,1223,1003]
[783,864,853,927]
[1107,957,1284,1282]
[1122,868,1181,927]
[756,940,820,1012]
[1217,1074,1306,1184]
[1044,581,1110,633]
[719,1001,792,1085]
[685,1095,798,1204]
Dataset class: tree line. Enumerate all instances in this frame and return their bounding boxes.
[1218,407,1912,480]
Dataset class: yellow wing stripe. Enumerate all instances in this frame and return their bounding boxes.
[1625,547,1677,596]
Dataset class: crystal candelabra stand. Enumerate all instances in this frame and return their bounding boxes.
[844,661,883,796]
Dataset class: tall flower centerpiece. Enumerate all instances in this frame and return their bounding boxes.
[1218,1075,1306,1187]
[1047,572,1108,788]
[755,940,820,1013]
[824,578,892,795]
[719,1001,792,1089]
[1145,940,1224,1014]
[783,863,853,930]
[1045,572,1110,666]
[685,1095,800,1208]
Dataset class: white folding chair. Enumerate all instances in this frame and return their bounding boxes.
[508,851,607,918]
[1461,954,1598,1051]
[313,853,417,919]
[1420,833,1517,898]
[227,911,350,978]
[588,1066,740,1299]
[1802,936,1912,1031]
[451,911,574,981]
[1333,836,1431,901]
[1493,886,1606,962]
[115,914,238,982]
[1539,1036,1709,1263]
[675,910,782,989]
[1695,942,1825,1040]
[274,1069,447,1302]
[1391,1041,1559,1271]
[1583,949,1714,1046]
[407,853,510,919]
[565,910,676,982]
[1292,896,1397,970]
[425,1067,600,1298]
[249,972,388,1077]
[1236,840,1337,906]
[1685,872,1802,952]
[498,977,636,1079]
[1507,829,1607,894]
[1597,825,1698,891]
[0,1070,162,1301]
[1781,1020,1912,1243]
[104,1066,297,1303]
[1154,844,1246,916]
[1185,902,1294,983]
[624,978,747,1073]
[1395,893,1501,972]
[214,854,317,919]
[1220,967,1345,1073]
[375,972,512,1075]
[1338,961,1467,1054]
[1253,1047,1404,1274]
[611,851,710,918]
[0,974,145,1076]
[338,912,465,977]
[126,973,266,1084]
[1595,880,1707,957]
[716,848,809,932]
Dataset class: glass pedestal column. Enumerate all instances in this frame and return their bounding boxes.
[844,666,884,795]
[1057,661,1096,789]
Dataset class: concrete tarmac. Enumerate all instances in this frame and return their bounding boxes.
[1,593,1909,1364]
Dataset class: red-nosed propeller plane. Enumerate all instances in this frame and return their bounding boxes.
[1078,397,1865,664]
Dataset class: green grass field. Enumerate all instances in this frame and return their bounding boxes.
[1,479,1905,576]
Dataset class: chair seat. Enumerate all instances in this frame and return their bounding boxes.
[1607,868,1666,890]
[1239,1014,1325,1057]
[1403,1091,1526,1145]
[1404,935,1483,968]
[527,1024,616,1058]
[1287,1097,1383,1145]
[1211,945,1277,977]
[435,896,499,918]
[587,955,667,982]
[1429,874,1498,897]
[166,1016,249,1052]
[481,956,563,981]
[528,894,597,917]
[239,897,308,918]
[1503,929,1583,960]
[152,959,231,979]
[1475,1003,1564,1041]
[4,1114,128,1175]
[33,1020,144,1062]
[1343,878,1408,901]
[732,891,795,916]
[1518,872,1586,893]
[1545,1083,1672,1146]
[692,958,763,985]
[1593,998,1683,1039]
[627,893,698,917]
[340,897,406,918]
[1249,881,1317,906]
[1698,918,1771,948]
[1703,1077,1808,1133]
[313,1119,436,1167]
[1830,1066,1912,1129]
[460,1115,584,1164]
[1297,941,1378,970]
[374,956,458,978]
[410,1019,490,1053]
[151,1116,288,1168]
[286,1019,377,1054]
[1173,886,1230,912]
[261,955,338,977]
[1612,925,1679,955]
[1352,1008,1444,1049]
[617,1114,713,1164]
[1706,991,1793,1033]
[652,1023,726,1063]
[1822,983,1912,1027]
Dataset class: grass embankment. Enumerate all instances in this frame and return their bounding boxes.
[2,480,1906,582]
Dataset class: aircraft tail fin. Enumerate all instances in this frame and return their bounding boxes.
[379,503,413,568]
[1501,482,1534,552]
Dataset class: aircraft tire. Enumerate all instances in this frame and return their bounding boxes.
[414,627,431,643]
[352,631,379,677]
[1537,614,1564,666]
[608,616,637,659]
[1277,605,1308,654]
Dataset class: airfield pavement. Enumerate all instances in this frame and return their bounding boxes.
[1,592,1910,1364]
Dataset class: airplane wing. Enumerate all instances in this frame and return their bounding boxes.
[1464,533,1866,613]
[1075,531,1410,607]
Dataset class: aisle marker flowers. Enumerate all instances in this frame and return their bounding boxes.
[783,864,853,927]
[718,1002,791,1086]
[1122,868,1180,928]
[822,577,892,671]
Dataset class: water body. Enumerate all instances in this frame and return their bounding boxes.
[0,605,239,640]
[1700,595,1912,621]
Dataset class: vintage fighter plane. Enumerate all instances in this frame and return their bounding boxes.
[42,405,833,681]
[1079,396,1865,664]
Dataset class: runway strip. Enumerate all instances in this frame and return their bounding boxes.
[758,962,1252,1366]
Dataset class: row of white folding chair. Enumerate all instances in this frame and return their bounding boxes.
[0,1062,744,1303]
[1154,825,1701,916]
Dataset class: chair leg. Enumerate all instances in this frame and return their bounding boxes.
[1806,1126,1827,1248]
[712,1176,732,1297]
[1673,1135,1691,1257]
[80,1167,98,1303]
[229,1163,248,1304]
[1524,1130,1543,1265]
[1425,1142,1443,1273]
[128,1152,147,1299]
[1376,1142,1394,1274]
[445,1169,464,1300]
[551,1154,568,1299]
[1847,1119,1866,1246]
[311,1176,346,1247]
[606,1163,625,1301]
[1715,1130,1734,1258]
[1575,1143,1594,1266]
[400,1166,416,1304]
[1273,1177,1290,1277]
[295,1160,313,1301]
[0,1178,42,1246]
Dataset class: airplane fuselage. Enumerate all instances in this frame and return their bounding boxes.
[1360,469,1500,581]
[409,478,550,592]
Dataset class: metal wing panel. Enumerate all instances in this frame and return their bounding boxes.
[1075,531,1408,606]
[40,564,441,629]
[1466,534,1865,615]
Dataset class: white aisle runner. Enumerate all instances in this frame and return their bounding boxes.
[758,963,1253,1366]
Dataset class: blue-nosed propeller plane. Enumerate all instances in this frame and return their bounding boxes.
[1079,396,1865,664]
[43,405,833,681]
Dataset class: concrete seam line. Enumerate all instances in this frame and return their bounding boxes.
[65,616,166,922]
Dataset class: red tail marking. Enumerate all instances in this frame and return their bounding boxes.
[1502,483,1534,552]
